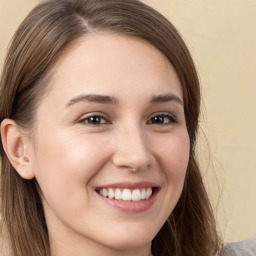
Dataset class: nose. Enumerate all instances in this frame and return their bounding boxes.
[112,125,153,171]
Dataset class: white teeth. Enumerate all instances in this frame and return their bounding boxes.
[146,188,152,199]
[98,188,153,201]
[132,189,141,201]
[141,189,146,199]
[103,189,108,197]
[115,189,122,200]
[122,189,132,201]
[108,188,115,199]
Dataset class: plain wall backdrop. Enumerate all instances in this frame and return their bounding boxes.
[0,0,255,243]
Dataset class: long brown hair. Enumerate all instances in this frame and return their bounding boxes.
[0,0,222,255]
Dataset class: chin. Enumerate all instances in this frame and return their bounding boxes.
[101,226,156,250]
[106,237,152,251]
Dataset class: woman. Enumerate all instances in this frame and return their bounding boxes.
[0,0,222,255]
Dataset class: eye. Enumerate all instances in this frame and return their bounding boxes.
[79,114,109,125]
[147,113,177,125]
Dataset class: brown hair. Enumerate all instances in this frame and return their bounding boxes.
[0,0,222,255]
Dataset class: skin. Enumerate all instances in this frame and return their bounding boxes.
[2,33,190,256]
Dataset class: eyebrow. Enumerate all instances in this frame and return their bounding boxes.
[66,94,119,107]
[65,93,183,108]
[150,94,184,106]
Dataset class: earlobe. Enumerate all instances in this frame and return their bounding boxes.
[0,119,35,180]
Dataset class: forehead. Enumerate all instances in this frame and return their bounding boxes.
[42,33,182,107]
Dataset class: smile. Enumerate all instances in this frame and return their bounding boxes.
[95,182,159,213]
[97,188,153,202]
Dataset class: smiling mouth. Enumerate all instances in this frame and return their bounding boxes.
[96,187,156,202]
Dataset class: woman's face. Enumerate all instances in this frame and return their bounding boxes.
[30,33,190,255]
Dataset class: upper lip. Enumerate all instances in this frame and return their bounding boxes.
[95,181,159,190]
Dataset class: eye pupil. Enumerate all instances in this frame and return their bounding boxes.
[88,116,101,124]
[152,116,164,124]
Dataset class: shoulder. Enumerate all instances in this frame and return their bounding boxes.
[222,238,256,256]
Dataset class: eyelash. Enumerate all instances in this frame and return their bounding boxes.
[78,114,109,126]
[78,113,177,126]
[147,113,177,125]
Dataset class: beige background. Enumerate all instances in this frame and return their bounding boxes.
[0,0,255,243]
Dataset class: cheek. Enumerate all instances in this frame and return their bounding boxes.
[33,129,111,196]
[157,131,189,206]
[157,131,190,179]
[150,131,189,225]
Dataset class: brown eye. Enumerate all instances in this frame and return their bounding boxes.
[80,115,108,125]
[148,114,176,125]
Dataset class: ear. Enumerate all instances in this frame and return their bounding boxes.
[0,119,35,180]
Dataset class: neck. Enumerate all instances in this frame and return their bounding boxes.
[49,228,152,256]
[51,242,152,256]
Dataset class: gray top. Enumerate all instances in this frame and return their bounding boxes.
[222,238,256,256]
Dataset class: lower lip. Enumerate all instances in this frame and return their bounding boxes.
[96,190,158,213]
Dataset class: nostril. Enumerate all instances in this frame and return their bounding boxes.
[127,167,137,172]
[112,150,153,171]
